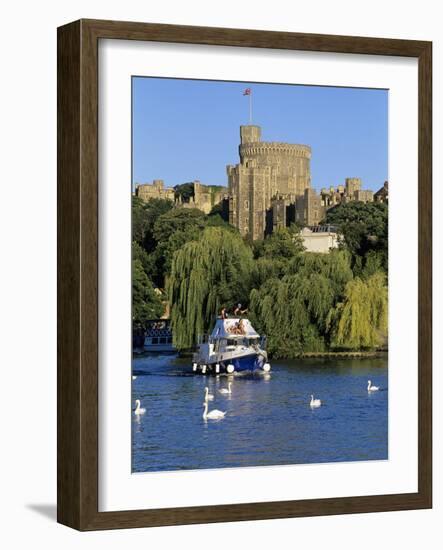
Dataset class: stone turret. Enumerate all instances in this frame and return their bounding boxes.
[240,125,261,144]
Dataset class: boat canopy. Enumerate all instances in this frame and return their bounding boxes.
[210,318,260,339]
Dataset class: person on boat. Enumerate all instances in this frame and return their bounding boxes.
[237,318,246,335]
[234,303,248,316]
[220,306,228,319]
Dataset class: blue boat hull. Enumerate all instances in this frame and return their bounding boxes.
[227,353,266,372]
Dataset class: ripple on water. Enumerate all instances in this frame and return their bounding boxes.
[131,354,388,472]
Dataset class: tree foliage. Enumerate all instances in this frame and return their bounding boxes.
[323,201,388,271]
[253,225,305,260]
[132,259,164,327]
[132,196,174,252]
[132,194,388,353]
[326,271,388,349]
[174,182,196,203]
[153,208,206,243]
[249,275,328,358]
[132,241,155,279]
[168,227,254,349]
[249,250,354,357]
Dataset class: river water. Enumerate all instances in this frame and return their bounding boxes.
[132,354,388,472]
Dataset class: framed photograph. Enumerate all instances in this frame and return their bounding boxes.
[57,19,432,530]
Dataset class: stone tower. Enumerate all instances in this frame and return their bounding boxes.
[227,125,311,240]
[345,177,362,198]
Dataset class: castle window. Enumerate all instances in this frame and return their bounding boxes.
[244,200,249,209]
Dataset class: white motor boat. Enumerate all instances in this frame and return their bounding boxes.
[192,317,270,375]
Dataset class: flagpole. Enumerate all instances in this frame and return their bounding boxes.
[249,91,252,125]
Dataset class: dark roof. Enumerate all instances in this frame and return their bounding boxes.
[306,225,338,233]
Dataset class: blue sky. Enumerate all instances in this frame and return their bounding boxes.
[132,77,388,192]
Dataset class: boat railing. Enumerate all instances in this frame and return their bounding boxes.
[260,335,267,350]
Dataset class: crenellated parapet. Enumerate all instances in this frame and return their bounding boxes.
[240,142,311,161]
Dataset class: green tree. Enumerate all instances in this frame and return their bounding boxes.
[323,201,388,270]
[132,259,164,328]
[249,250,354,356]
[132,196,148,244]
[153,225,202,282]
[253,226,305,260]
[153,208,206,243]
[133,197,174,252]
[168,227,254,349]
[174,182,195,203]
[208,199,229,222]
[249,274,327,358]
[251,257,288,289]
[326,271,388,349]
[285,249,353,295]
[132,241,155,279]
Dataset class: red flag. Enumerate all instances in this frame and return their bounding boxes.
[243,88,251,96]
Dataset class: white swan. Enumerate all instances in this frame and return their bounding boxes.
[367,380,380,392]
[310,394,322,408]
[132,375,137,380]
[134,399,146,415]
[204,387,214,401]
[219,382,232,395]
[202,401,226,420]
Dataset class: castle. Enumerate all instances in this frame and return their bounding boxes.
[135,179,175,202]
[135,124,387,241]
[134,179,226,215]
[227,125,380,240]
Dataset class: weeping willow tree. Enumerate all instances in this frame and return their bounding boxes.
[285,249,353,295]
[167,227,254,349]
[326,271,388,349]
[249,271,336,358]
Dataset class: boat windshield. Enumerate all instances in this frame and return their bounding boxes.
[226,337,259,347]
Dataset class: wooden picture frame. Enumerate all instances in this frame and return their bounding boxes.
[57,19,432,530]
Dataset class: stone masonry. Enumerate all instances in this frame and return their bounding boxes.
[135,179,226,215]
[227,125,311,240]
[227,125,378,239]
[135,125,383,241]
[135,179,175,202]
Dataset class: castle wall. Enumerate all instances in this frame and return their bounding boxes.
[272,199,287,232]
[228,164,272,239]
[135,179,175,202]
[137,179,227,215]
[178,181,225,214]
[354,189,374,203]
[295,188,326,226]
[374,181,389,203]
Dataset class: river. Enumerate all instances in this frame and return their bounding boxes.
[132,354,388,472]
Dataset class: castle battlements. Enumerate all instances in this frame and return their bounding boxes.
[240,142,311,159]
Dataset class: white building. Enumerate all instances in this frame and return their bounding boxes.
[301,225,340,253]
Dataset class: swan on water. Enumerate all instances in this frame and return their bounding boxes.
[134,399,146,415]
[132,375,137,380]
[310,395,322,408]
[367,380,380,392]
[202,401,226,420]
[219,382,232,395]
[204,387,214,401]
